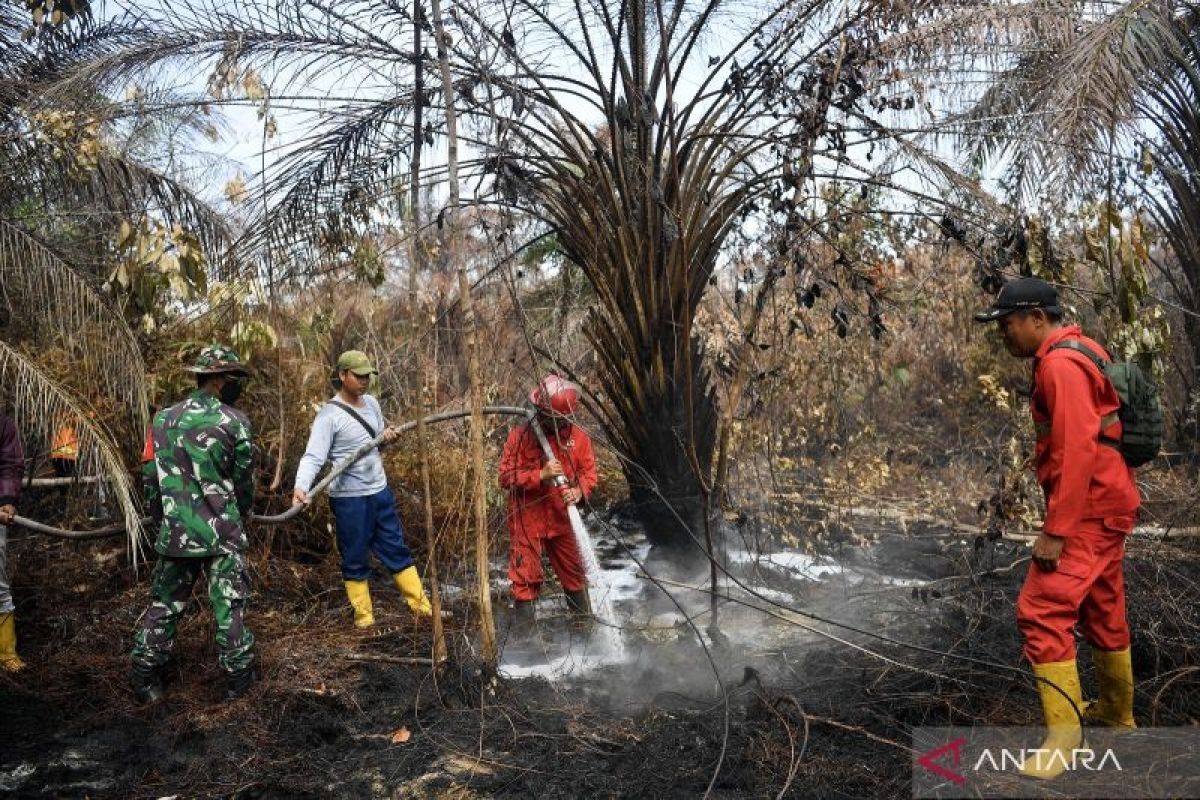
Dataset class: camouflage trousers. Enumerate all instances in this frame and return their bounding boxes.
[131,553,255,674]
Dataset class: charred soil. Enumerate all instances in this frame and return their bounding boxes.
[2,507,1199,799]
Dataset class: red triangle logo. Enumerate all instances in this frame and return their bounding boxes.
[917,737,968,785]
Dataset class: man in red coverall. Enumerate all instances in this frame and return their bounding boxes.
[500,375,598,629]
[976,277,1141,779]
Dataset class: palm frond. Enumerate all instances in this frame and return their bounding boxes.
[1038,0,1178,176]
[90,152,234,259]
[0,12,233,260]
[1139,13,1200,302]
[237,93,422,267]
[0,219,148,441]
[0,339,144,560]
[948,0,1182,196]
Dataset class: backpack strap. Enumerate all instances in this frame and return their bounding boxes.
[328,400,379,441]
[1039,339,1120,446]
[1049,339,1108,372]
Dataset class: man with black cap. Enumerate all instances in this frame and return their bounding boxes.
[976,277,1141,779]
[293,349,434,628]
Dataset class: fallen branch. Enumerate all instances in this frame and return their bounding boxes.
[342,653,442,666]
[803,714,914,754]
[786,494,1200,542]
[24,475,101,487]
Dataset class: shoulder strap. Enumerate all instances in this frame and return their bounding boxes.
[327,400,378,440]
[1043,340,1121,445]
[1049,339,1108,372]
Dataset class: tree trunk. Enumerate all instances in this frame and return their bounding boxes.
[1177,307,1200,457]
[618,336,718,552]
[407,0,426,309]
[431,0,496,665]
[409,0,446,662]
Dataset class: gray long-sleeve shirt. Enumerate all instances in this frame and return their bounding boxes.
[294,395,388,498]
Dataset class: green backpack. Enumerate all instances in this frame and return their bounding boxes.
[1049,340,1163,467]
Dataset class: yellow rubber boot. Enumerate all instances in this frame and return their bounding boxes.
[344,580,375,628]
[0,612,27,672]
[392,567,433,617]
[1084,647,1136,728]
[1021,659,1085,780]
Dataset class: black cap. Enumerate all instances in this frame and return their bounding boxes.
[974,277,1060,322]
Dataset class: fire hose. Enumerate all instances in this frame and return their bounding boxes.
[6,406,535,540]
[525,418,604,582]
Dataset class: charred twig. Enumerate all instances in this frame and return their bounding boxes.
[803,714,914,754]
[342,653,443,666]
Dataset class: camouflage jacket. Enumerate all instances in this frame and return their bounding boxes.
[143,389,255,556]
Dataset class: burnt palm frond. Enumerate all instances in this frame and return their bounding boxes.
[64,0,414,92]
[0,10,232,258]
[0,339,145,559]
[0,220,148,441]
[239,92,427,269]
[946,0,1184,198]
[90,153,232,257]
[1138,10,1200,311]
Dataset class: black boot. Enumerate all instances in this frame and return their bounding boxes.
[130,662,164,704]
[224,664,259,700]
[503,600,546,665]
[510,599,536,635]
[564,588,592,616]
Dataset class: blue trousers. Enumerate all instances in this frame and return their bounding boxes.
[329,487,414,580]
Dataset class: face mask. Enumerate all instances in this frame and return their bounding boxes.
[219,378,244,405]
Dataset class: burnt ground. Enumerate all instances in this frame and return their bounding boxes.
[2,505,1199,799]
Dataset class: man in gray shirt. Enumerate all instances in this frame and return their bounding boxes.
[293,350,433,627]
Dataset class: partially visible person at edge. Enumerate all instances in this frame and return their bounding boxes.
[975,277,1141,780]
[499,374,598,631]
[49,418,77,478]
[51,413,111,520]
[129,345,258,703]
[292,349,435,628]
[140,406,158,524]
[0,409,27,671]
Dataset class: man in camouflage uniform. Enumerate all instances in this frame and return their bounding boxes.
[130,345,257,702]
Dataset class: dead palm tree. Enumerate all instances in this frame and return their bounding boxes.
[1140,6,1200,444]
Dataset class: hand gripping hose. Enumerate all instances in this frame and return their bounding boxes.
[524,416,604,583]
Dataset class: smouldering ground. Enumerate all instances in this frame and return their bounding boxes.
[2,507,1199,798]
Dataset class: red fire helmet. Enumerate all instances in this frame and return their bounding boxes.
[529,374,580,417]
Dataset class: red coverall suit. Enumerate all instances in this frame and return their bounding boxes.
[1017,325,1142,665]
[500,422,598,602]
